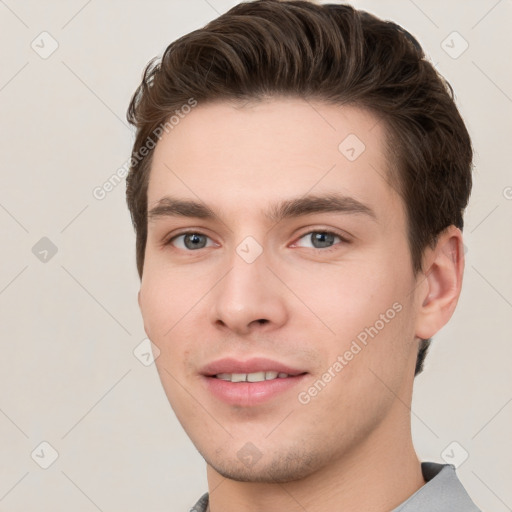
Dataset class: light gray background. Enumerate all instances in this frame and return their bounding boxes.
[0,0,511,510]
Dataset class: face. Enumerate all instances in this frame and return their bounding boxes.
[138,98,425,482]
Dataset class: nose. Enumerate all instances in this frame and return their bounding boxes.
[208,251,288,336]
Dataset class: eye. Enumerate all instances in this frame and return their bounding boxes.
[294,231,344,249]
[169,232,215,250]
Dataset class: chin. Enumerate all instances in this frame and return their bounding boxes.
[206,449,320,483]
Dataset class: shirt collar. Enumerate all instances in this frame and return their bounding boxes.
[390,462,481,511]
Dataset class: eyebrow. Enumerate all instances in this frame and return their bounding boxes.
[147,193,376,223]
[267,194,376,223]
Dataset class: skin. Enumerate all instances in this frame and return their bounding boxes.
[138,98,464,512]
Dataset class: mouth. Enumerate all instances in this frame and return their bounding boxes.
[201,358,308,406]
[215,371,297,382]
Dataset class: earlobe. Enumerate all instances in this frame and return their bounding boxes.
[415,226,465,340]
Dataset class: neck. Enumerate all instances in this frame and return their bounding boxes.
[206,403,425,512]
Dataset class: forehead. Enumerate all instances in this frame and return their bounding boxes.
[147,98,403,223]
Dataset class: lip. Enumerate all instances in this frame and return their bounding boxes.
[200,357,308,407]
[201,357,305,377]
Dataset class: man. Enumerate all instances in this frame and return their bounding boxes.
[125,1,479,510]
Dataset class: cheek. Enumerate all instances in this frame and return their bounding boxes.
[284,254,417,383]
[139,260,217,388]
[329,282,417,400]
[285,259,407,335]
[139,276,169,342]
[139,257,211,339]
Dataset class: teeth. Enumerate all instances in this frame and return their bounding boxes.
[247,371,266,382]
[215,371,289,382]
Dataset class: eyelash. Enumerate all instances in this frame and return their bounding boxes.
[165,229,350,252]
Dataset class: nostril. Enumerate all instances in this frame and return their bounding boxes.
[257,319,269,325]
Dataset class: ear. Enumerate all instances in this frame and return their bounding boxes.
[137,290,142,311]
[415,226,465,340]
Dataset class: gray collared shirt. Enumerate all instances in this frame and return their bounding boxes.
[189,462,481,511]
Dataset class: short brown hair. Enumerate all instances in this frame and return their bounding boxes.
[126,0,473,375]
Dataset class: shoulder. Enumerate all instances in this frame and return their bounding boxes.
[189,492,209,512]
